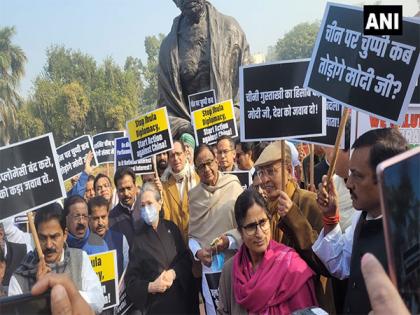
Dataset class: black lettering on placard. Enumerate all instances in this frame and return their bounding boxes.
[0,134,65,220]
[304,4,419,124]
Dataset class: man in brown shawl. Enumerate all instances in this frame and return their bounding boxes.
[158,0,252,137]
[254,141,335,313]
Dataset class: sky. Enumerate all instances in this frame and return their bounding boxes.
[1,0,418,97]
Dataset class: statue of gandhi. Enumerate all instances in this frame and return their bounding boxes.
[158,0,252,138]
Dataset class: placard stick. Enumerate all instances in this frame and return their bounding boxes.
[106,163,110,178]
[326,107,350,182]
[152,155,159,179]
[280,140,286,191]
[152,155,163,199]
[27,212,43,259]
[309,144,315,188]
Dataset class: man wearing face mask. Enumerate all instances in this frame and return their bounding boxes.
[64,195,108,255]
[161,140,199,243]
[125,182,198,314]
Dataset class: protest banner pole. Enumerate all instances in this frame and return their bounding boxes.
[107,163,110,178]
[326,108,350,182]
[27,212,44,259]
[152,155,163,199]
[309,144,314,188]
[280,140,286,191]
[152,155,159,179]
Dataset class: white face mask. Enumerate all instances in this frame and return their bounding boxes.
[141,204,159,225]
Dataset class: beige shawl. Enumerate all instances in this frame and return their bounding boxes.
[188,172,243,248]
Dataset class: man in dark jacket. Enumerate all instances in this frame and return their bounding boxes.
[88,196,129,278]
[109,167,139,246]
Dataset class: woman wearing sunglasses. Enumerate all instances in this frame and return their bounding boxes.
[218,188,318,314]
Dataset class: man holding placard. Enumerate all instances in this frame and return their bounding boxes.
[313,128,408,314]
[254,141,334,312]
[8,203,104,314]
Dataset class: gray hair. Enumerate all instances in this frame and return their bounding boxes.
[141,182,162,202]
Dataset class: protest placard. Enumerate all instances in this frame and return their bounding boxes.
[299,101,345,148]
[192,99,238,145]
[126,107,173,160]
[114,137,154,175]
[223,171,252,190]
[304,3,420,124]
[188,89,217,112]
[240,60,326,141]
[205,272,221,312]
[56,135,97,181]
[115,269,134,315]
[93,131,125,164]
[89,250,119,310]
[351,105,420,146]
[0,133,66,220]
[411,78,419,105]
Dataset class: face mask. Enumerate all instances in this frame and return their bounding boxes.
[141,204,159,225]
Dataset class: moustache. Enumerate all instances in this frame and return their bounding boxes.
[44,248,56,255]
[76,224,86,230]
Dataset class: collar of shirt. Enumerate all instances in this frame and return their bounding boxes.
[119,195,137,213]
[366,213,383,220]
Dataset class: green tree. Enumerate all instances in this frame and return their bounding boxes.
[27,46,143,145]
[140,33,165,112]
[0,26,27,145]
[267,21,320,61]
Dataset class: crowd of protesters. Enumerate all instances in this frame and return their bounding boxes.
[0,128,414,315]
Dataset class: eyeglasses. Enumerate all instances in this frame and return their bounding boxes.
[217,149,234,157]
[70,214,89,222]
[256,164,283,179]
[241,218,270,236]
[196,159,215,172]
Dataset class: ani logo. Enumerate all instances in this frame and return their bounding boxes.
[363,5,403,35]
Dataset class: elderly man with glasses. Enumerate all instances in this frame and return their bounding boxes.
[254,141,335,313]
[188,144,243,315]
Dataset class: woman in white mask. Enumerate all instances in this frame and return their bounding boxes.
[125,182,198,314]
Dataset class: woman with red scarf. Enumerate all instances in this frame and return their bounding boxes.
[218,188,318,314]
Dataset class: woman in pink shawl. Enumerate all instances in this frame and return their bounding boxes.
[218,188,318,315]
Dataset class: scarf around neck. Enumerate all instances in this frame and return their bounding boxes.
[66,228,90,249]
[232,240,315,314]
[163,162,197,188]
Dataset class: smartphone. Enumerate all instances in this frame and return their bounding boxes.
[377,146,420,314]
[0,291,51,314]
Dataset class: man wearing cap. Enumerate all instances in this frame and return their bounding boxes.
[180,133,196,166]
[254,141,334,313]
[161,140,200,243]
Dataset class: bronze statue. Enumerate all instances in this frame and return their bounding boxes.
[158,0,252,137]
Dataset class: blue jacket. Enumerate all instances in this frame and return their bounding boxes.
[66,171,89,198]
[67,228,109,255]
[103,229,125,278]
